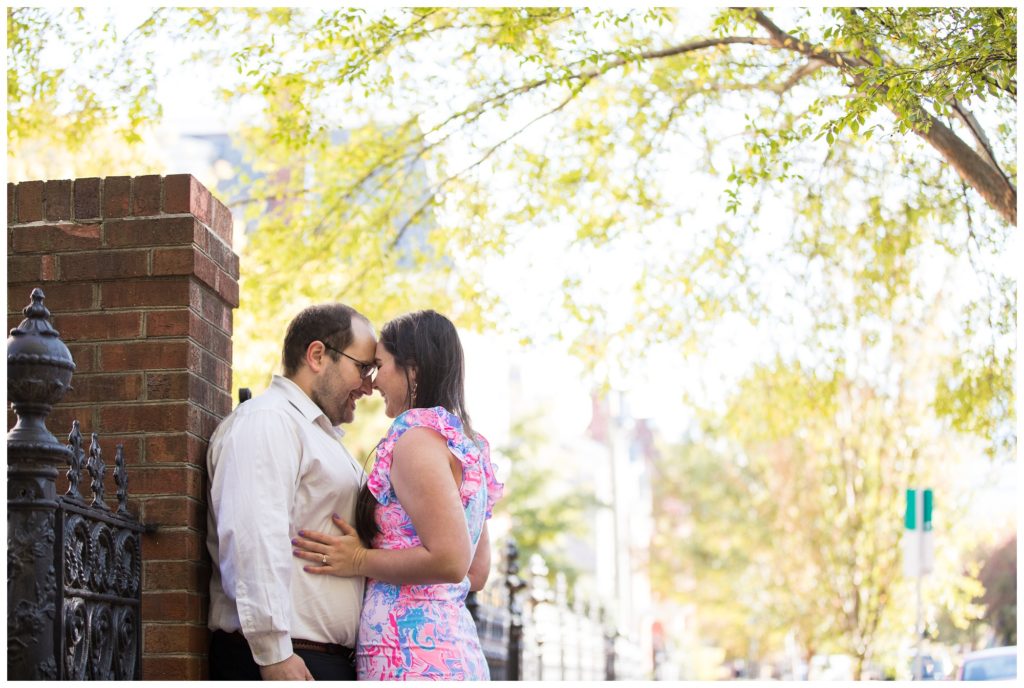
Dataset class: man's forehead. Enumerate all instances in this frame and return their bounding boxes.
[351,317,377,342]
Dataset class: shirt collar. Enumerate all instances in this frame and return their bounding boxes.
[271,375,346,437]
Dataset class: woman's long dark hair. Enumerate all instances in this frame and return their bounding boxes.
[355,310,477,548]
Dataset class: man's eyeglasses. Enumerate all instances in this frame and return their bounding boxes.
[322,343,377,381]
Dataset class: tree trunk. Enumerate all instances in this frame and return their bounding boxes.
[915,113,1017,225]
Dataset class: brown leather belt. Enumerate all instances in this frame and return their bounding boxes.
[218,630,355,662]
[291,637,355,659]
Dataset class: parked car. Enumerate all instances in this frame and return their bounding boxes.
[910,654,946,680]
[957,646,1017,681]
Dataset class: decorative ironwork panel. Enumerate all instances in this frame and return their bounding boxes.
[55,462,144,680]
[8,288,144,681]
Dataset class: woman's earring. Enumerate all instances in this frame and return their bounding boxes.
[411,382,418,407]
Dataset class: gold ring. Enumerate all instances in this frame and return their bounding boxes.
[321,554,328,565]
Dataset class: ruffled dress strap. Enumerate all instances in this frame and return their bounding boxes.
[366,406,503,515]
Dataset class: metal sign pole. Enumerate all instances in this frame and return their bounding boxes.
[905,488,933,681]
[914,488,924,680]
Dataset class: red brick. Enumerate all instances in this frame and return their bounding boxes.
[43,179,72,221]
[133,174,162,216]
[95,434,144,467]
[52,311,143,341]
[144,433,185,461]
[200,233,240,278]
[100,278,191,309]
[143,559,209,590]
[96,405,190,438]
[142,528,203,561]
[74,177,101,220]
[188,372,230,411]
[15,181,43,223]
[143,623,209,655]
[103,176,131,218]
[189,375,231,415]
[194,347,231,390]
[146,310,190,337]
[142,496,206,529]
[141,654,206,680]
[205,234,234,273]
[141,589,206,622]
[187,404,221,439]
[193,283,232,334]
[15,282,98,313]
[11,223,102,252]
[146,433,193,463]
[152,245,218,290]
[47,405,98,438]
[131,465,205,498]
[8,254,58,282]
[163,174,212,226]
[216,270,240,308]
[150,246,191,275]
[104,216,198,248]
[146,371,190,400]
[61,249,150,281]
[98,402,188,433]
[63,373,145,403]
[65,343,97,373]
[211,196,233,245]
[227,251,240,280]
[214,390,232,417]
[100,340,189,371]
[188,313,232,361]
[8,182,15,221]
[188,433,208,463]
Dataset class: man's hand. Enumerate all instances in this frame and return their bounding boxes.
[259,654,314,680]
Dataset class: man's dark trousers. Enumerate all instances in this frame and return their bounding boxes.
[209,630,356,680]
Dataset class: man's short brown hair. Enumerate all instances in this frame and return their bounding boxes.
[281,303,369,377]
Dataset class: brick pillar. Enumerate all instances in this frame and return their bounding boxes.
[7,175,239,679]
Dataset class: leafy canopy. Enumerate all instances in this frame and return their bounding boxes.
[6,7,1015,457]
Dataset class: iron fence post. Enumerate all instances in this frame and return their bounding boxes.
[504,539,526,680]
[528,553,550,681]
[7,289,76,680]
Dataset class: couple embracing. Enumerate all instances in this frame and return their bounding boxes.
[205,304,503,681]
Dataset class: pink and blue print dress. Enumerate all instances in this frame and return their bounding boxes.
[356,407,503,680]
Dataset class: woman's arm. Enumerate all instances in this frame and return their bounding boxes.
[467,522,491,592]
[293,427,472,585]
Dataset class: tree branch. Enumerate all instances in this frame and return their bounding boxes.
[747,8,1017,225]
[775,58,827,95]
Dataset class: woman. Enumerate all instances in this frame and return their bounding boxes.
[291,309,503,680]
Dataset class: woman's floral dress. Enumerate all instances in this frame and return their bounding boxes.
[356,406,503,680]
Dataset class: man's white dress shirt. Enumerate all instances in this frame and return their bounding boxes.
[206,375,365,666]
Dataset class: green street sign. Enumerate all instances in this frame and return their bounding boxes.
[923,489,933,531]
[905,488,916,529]
[904,488,933,531]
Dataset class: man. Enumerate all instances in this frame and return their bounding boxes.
[206,303,378,680]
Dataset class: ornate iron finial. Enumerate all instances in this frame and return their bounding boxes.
[528,552,550,604]
[505,538,520,574]
[65,420,86,501]
[114,444,129,514]
[87,433,109,510]
[16,289,55,333]
[555,571,568,609]
[7,288,75,465]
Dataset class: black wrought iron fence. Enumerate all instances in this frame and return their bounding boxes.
[7,289,144,680]
[467,539,644,681]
